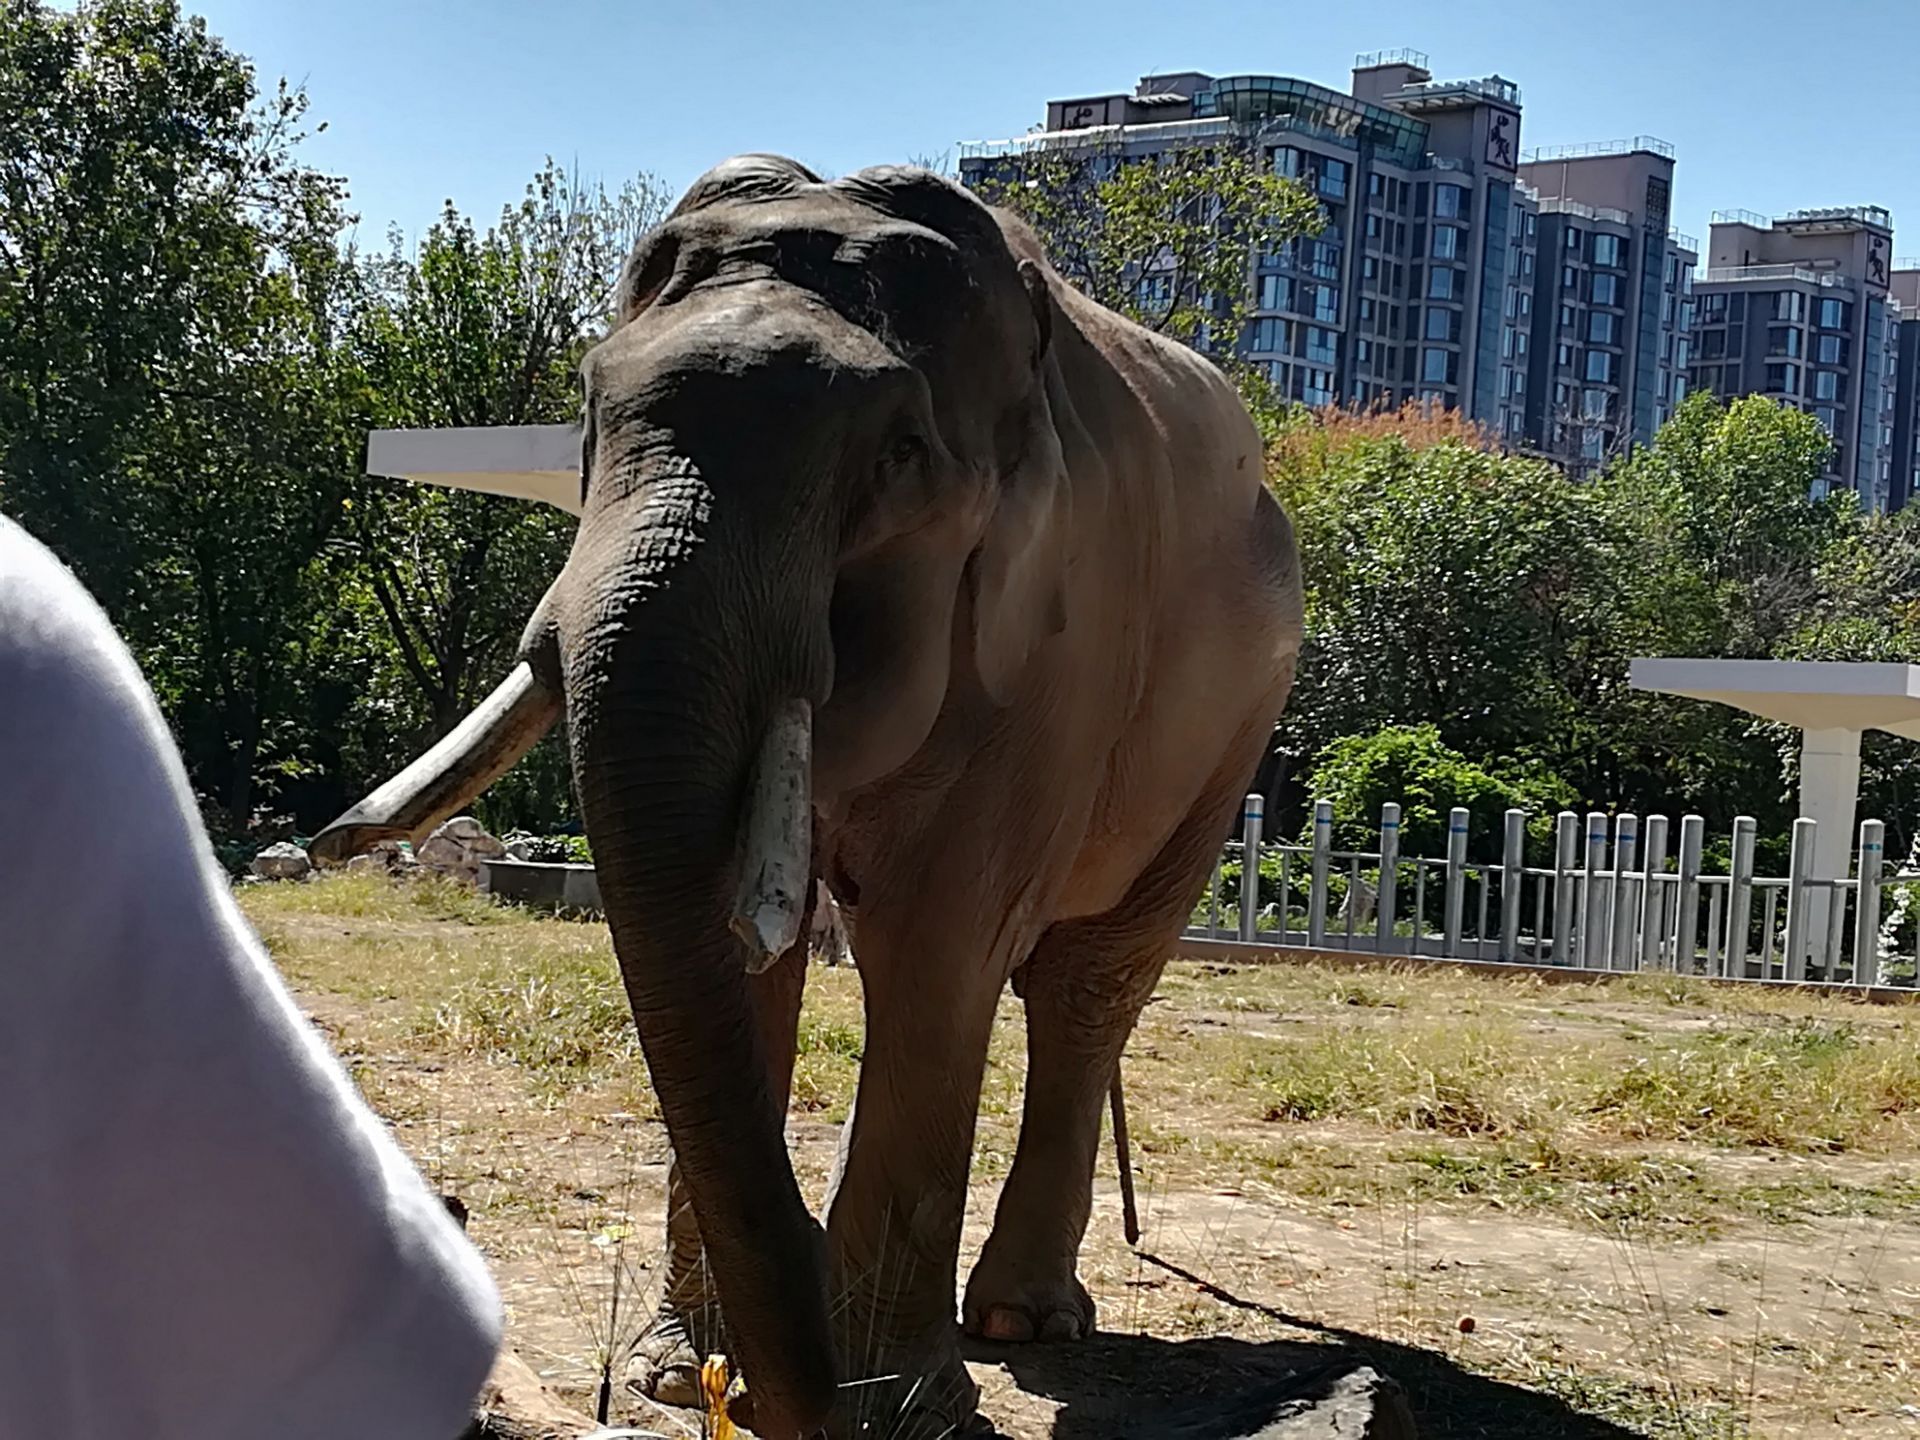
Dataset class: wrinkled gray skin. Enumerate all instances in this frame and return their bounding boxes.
[313,156,1302,1439]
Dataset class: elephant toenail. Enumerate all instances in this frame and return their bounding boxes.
[1040,1310,1081,1341]
[982,1307,1035,1342]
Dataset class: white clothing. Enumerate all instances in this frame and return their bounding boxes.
[0,517,502,1439]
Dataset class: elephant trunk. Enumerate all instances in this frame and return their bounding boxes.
[564,461,835,1438]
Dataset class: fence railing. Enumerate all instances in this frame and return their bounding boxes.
[1186,797,1920,990]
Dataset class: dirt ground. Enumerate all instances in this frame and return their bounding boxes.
[245,875,1920,1438]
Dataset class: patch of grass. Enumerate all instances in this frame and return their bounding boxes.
[1588,1016,1920,1151]
[1241,1016,1539,1136]
[243,869,522,925]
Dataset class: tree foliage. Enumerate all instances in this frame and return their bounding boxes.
[970,143,1321,367]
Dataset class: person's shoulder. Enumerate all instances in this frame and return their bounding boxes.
[0,517,172,789]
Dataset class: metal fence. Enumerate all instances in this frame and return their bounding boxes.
[1186,797,1920,989]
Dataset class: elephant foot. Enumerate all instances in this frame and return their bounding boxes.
[962,1254,1095,1344]
[624,1308,718,1410]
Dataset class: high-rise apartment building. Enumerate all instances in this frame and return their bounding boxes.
[1889,266,1920,510]
[959,52,1538,438]
[1687,207,1899,508]
[1515,140,1697,472]
[957,54,1704,472]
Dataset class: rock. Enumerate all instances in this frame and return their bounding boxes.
[249,841,312,881]
[506,838,535,861]
[345,839,416,875]
[462,1349,597,1439]
[418,816,508,885]
[1133,1364,1417,1439]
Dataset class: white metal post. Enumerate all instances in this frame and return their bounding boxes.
[1307,798,1332,947]
[1675,815,1705,975]
[1238,793,1263,944]
[1376,802,1401,954]
[1500,808,1526,962]
[1640,814,1669,970]
[1552,811,1579,965]
[1855,819,1885,986]
[1727,816,1756,979]
[1610,813,1639,970]
[1580,811,1609,969]
[1443,806,1469,957]
[1783,817,1816,982]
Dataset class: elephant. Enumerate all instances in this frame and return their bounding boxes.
[311,155,1303,1439]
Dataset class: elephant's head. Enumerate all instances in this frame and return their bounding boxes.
[548,157,1068,1434]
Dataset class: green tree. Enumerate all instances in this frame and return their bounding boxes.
[345,163,665,742]
[969,143,1320,374]
[1302,723,1575,859]
[0,0,361,822]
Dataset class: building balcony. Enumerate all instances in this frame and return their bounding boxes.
[1699,264,1857,291]
[1537,196,1632,226]
[1521,135,1674,163]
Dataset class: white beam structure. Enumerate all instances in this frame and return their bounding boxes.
[366,424,583,515]
[1630,658,1920,960]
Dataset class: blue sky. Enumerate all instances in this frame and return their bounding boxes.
[188,0,1919,259]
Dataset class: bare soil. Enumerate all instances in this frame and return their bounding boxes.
[251,877,1920,1438]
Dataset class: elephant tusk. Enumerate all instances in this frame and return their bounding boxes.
[730,699,813,974]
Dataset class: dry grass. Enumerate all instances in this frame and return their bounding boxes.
[241,875,1920,1438]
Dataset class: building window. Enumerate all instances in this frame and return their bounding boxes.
[1560,302,1575,327]
[1502,324,1515,358]
[1423,347,1452,383]
[1516,331,1528,358]
[1814,369,1839,401]
[1513,368,1526,396]
[1519,292,1531,318]
[1258,274,1293,311]
[1305,325,1337,366]
[1817,333,1843,365]
[1312,241,1340,279]
[1505,286,1518,319]
[1272,147,1303,178]
[1356,338,1372,365]
[1582,428,1606,461]
[1432,225,1459,260]
[1563,265,1578,290]
[1425,306,1455,341]
[1429,267,1456,300]
[1585,350,1614,382]
[1250,317,1290,353]
[1766,362,1801,394]
[1774,291,1807,324]
[1520,251,1534,280]
[1358,296,1375,323]
[1582,389,1609,421]
[1362,255,1378,282]
[1303,368,1333,406]
[1434,184,1465,219]
[1365,213,1382,241]
[1314,284,1340,322]
[1591,233,1623,267]
[1565,226,1582,251]
[1665,254,1679,286]
[1588,311,1617,344]
[1368,172,1385,198]
[1525,212,1538,239]
[1318,157,1349,200]
[1558,342,1574,368]
[1819,296,1850,329]
[1591,273,1620,306]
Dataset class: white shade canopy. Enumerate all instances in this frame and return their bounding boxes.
[366,424,583,515]
[1629,658,1920,743]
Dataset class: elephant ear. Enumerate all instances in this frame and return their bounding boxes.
[967,258,1070,706]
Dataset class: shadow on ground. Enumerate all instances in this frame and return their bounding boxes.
[964,1254,1642,1439]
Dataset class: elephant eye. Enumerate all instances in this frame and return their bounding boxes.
[882,434,927,471]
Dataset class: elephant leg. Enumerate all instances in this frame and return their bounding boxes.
[820,942,1008,1436]
[963,772,1255,1344]
[634,943,809,1406]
